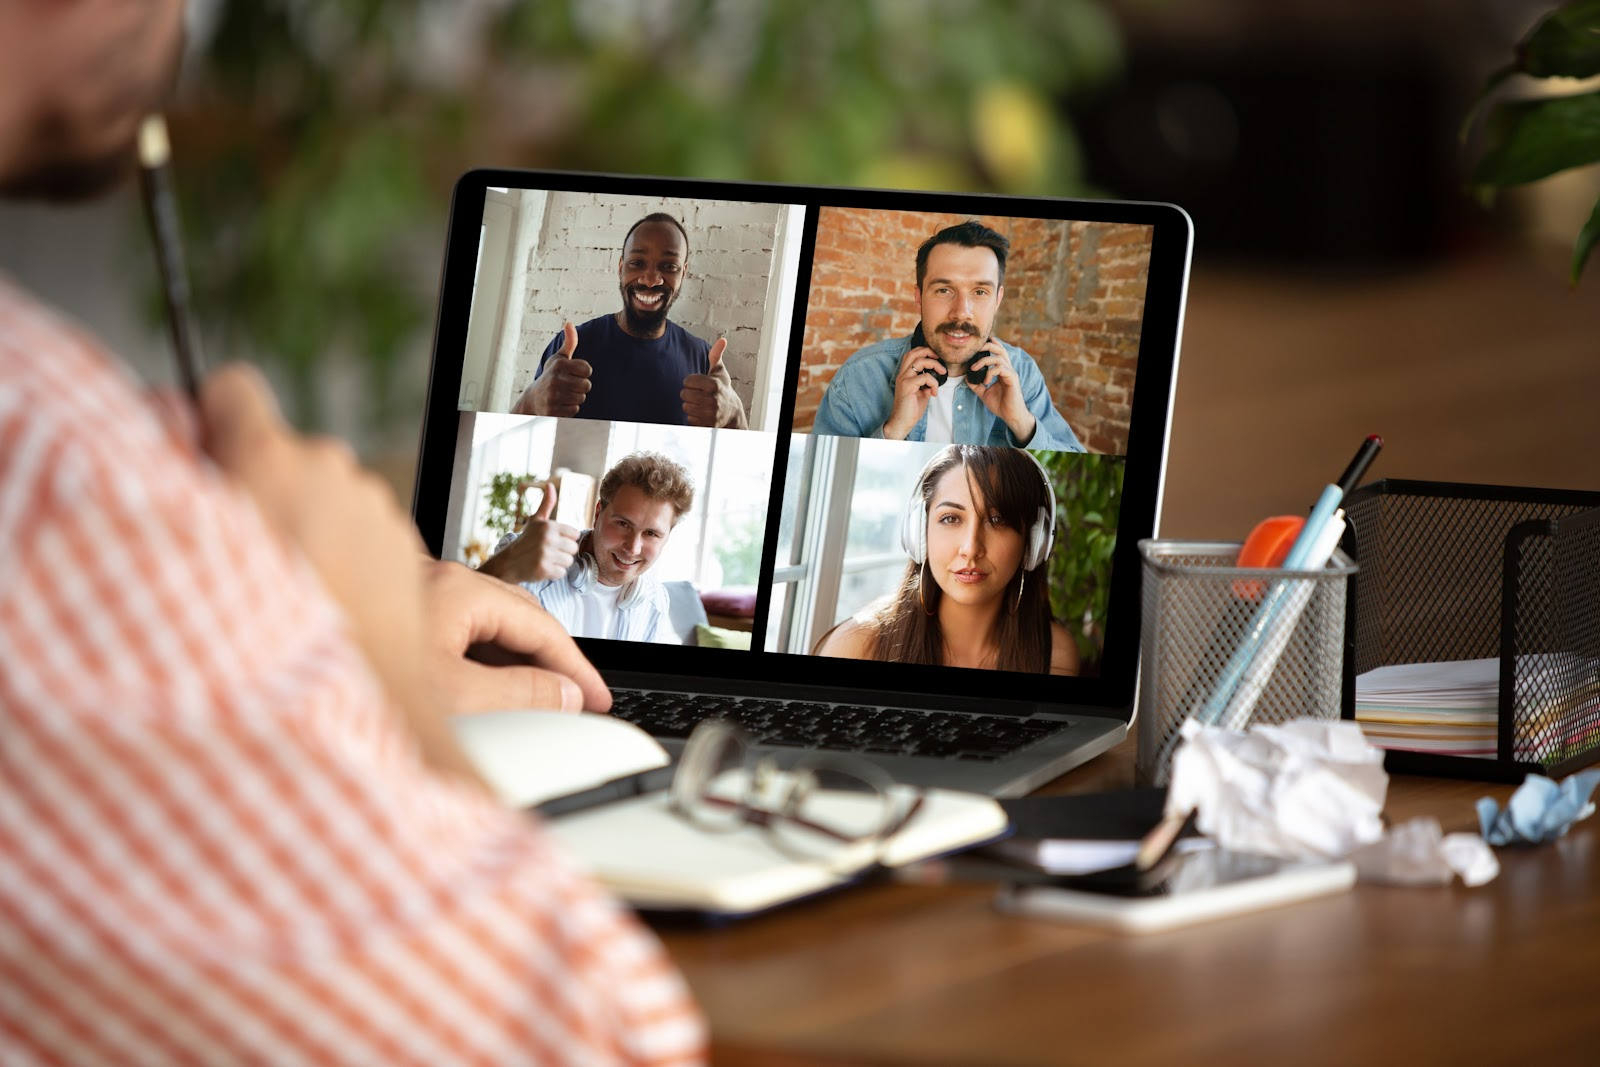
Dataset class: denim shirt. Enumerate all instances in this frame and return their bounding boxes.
[811,335,1086,452]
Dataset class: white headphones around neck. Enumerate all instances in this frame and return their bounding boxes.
[569,533,649,609]
[900,448,1056,572]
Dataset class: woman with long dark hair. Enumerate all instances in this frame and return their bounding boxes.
[815,445,1079,675]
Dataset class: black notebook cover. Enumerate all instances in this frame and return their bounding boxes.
[999,787,1172,842]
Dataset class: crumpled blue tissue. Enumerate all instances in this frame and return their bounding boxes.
[1477,769,1600,846]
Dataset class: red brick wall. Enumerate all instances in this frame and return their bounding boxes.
[796,206,1153,454]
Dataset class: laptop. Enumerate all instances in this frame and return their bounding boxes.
[413,169,1192,797]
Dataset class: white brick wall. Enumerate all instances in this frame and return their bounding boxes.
[511,193,784,413]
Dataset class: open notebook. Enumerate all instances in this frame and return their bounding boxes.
[415,169,1192,796]
[548,785,1006,915]
[453,708,1006,915]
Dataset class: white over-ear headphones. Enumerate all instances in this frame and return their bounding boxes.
[900,447,1056,572]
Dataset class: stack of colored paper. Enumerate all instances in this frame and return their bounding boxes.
[1354,658,1501,758]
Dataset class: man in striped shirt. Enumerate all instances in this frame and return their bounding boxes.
[0,2,705,1063]
[482,453,694,644]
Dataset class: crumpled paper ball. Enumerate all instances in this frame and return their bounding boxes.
[1167,719,1498,886]
[1477,768,1600,846]
[1166,718,1388,861]
[1348,817,1499,887]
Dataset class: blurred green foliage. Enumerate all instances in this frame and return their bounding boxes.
[481,471,537,540]
[1039,451,1123,673]
[1467,0,1600,284]
[172,0,1121,434]
[492,0,1121,191]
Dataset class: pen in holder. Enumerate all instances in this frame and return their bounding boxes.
[1135,539,1358,787]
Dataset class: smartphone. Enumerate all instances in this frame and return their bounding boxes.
[909,322,991,387]
[996,849,1356,934]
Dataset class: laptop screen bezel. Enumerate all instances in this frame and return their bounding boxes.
[414,168,1191,719]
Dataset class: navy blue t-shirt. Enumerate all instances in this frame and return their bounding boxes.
[535,314,710,426]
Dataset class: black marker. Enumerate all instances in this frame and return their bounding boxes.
[137,115,205,398]
[1335,434,1384,497]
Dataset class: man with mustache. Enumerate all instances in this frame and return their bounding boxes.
[511,213,749,429]
[812,220,1084,451]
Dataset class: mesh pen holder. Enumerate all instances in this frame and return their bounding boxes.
[1135,539,1358,787]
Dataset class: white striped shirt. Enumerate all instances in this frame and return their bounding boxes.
[0,277,705,1066]
[526,548,676,644]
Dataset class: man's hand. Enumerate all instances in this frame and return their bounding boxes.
[422,562,612,715]
[681,337,742,428]
[511,322,591,417]
[198,364,481,778]
[882,340,945,440]
[200,364,428,699]
[477,483,580,586]
[970,340,1037,445]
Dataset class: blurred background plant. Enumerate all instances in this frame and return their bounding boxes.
[480,471,539,542]
[6,0,1583,556]
[1038,452,1123,673]
[1465,0,1600,284]
[171,0,1123,443]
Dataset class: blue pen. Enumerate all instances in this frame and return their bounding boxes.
[1280,486,1342,569]
[1194,436,1383,726]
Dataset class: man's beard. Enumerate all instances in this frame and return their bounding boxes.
[619,282,677,335]
[928,319,986,371]
[2,15,185,204]
[0,136,138,202]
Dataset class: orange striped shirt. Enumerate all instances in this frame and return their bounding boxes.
[0,277,705,1066]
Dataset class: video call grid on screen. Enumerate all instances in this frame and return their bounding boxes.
[415,170,1187,709]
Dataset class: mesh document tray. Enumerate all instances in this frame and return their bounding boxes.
[1341,479,1600,781]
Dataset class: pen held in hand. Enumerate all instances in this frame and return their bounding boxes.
[137,114,205,398]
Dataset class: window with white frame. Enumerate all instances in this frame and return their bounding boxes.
[766,434,827,653]
[768,437,934,654]
[835,439,918,622]
[460,188,518,410]
[458,413,558,560]
[603,423,777,589]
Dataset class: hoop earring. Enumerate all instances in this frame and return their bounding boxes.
[1010,569,1026,616]
[919,560,936,616]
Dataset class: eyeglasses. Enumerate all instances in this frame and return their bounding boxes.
[668,719,926,874]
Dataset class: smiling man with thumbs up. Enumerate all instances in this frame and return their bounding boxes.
[481,453,697,644]
[512,213,749,429]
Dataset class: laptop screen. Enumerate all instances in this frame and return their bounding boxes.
[414,170,1191,717]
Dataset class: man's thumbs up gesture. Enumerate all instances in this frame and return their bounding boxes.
[681,336,747,428]
[512,322,592,417]
[478,480,581,585]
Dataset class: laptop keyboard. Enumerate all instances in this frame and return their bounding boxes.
[609,688,1071,762]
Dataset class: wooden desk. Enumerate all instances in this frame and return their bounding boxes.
[657,741,1600,1065]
